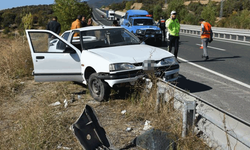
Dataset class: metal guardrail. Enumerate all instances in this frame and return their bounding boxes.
[180,24,250,43]
[157,79,250,150]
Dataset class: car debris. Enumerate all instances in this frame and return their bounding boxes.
[49,101,61,106]
[143,120,152,131]
[64,99,68,108]
[121,110,126,115]
[126,127,133,132]
[72,105,110,150]
[72,105,176,150]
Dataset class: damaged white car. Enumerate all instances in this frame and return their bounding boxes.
[26,26,179,101]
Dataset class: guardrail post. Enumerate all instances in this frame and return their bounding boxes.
[155,86,166,113]
[182,101,196,137]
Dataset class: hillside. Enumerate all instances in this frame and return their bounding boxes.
[87,0,131,8]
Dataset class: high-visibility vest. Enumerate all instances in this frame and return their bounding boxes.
[166,18,180,36]
[201,21,212,39]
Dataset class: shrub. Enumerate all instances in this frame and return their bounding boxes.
[3,27,10,34]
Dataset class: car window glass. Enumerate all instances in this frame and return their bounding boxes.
[62,32,70,40]
[80,28,140,49]
[134,19,154,25]
[28,32,74,53]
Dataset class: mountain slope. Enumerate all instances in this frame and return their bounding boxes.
[87,0,130,8]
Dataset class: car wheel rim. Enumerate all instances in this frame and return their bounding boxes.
[92,79,100,95]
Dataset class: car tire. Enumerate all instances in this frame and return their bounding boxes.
[88,73,110,102]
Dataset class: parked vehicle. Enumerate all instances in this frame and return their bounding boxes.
[106,10,115,20]
[121,16,162,45]
[26,26,179,101]
[120,10,162,45]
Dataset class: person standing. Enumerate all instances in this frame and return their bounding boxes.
[71,15,82,37]
[81,15,87,27]
[71,15,82,30]
[46,16,61,42]
[87,18,93,26]
[165,11,180,60]
[199,18,213,60]
[158,16,166,42]
[112,20,120,26]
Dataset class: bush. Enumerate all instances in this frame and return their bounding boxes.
[3,27,10,34]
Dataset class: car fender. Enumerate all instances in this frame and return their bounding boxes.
[81,50,111,83]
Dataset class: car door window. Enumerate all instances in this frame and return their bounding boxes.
[62,32,70,40]
[28,32,74,53]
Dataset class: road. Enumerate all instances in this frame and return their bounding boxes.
[175,34,250,124]
[92,8,250,124]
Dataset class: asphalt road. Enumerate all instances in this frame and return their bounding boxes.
[174,35,250,123]
[92,8,250,124]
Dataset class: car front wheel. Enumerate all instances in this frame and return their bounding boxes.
[88,73,111,102]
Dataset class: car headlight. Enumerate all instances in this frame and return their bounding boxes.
[160,57,177,65]
[136,29,145,35]
[109,63,136,71]
[156,30,162,34]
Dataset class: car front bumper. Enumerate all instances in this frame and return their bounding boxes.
[136,34,162,41]
[96,65,179,87]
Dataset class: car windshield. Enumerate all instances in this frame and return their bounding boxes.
[134,19,154,26]
[78,28,140,50]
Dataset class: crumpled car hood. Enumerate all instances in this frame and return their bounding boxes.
[89,44,174,63]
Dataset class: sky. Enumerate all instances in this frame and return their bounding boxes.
[0,0,55,10]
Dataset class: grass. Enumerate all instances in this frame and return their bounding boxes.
[0,34,211,150]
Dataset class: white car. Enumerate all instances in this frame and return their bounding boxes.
[26,26,179,101]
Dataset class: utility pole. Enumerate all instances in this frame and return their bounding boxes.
[220,0,224,19]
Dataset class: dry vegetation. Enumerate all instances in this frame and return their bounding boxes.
[0,34,211,149]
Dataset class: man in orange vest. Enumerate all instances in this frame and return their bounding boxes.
[199,18,213,60]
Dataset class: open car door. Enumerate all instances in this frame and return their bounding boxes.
[26,30,83,82]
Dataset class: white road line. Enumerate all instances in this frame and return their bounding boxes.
[178,57,250,89]
[196,44,226,51]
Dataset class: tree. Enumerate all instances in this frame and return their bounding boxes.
[22,13,33,30]
[201,1,217,25]
[125,1,133,10]
[166,0,188,22]
[153,4,163,21]
[53,0,91,32]
[2,12,16,28]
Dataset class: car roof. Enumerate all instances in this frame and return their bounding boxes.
[70,26,123,32]
[127,10,148,15]
[130,17,153,20]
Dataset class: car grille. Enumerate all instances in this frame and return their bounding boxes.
[145,29,156,34]
[133,60,161,67]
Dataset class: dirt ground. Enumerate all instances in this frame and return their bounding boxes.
[1,77,150,149]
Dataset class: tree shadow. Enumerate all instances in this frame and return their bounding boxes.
[176,74,212,93]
